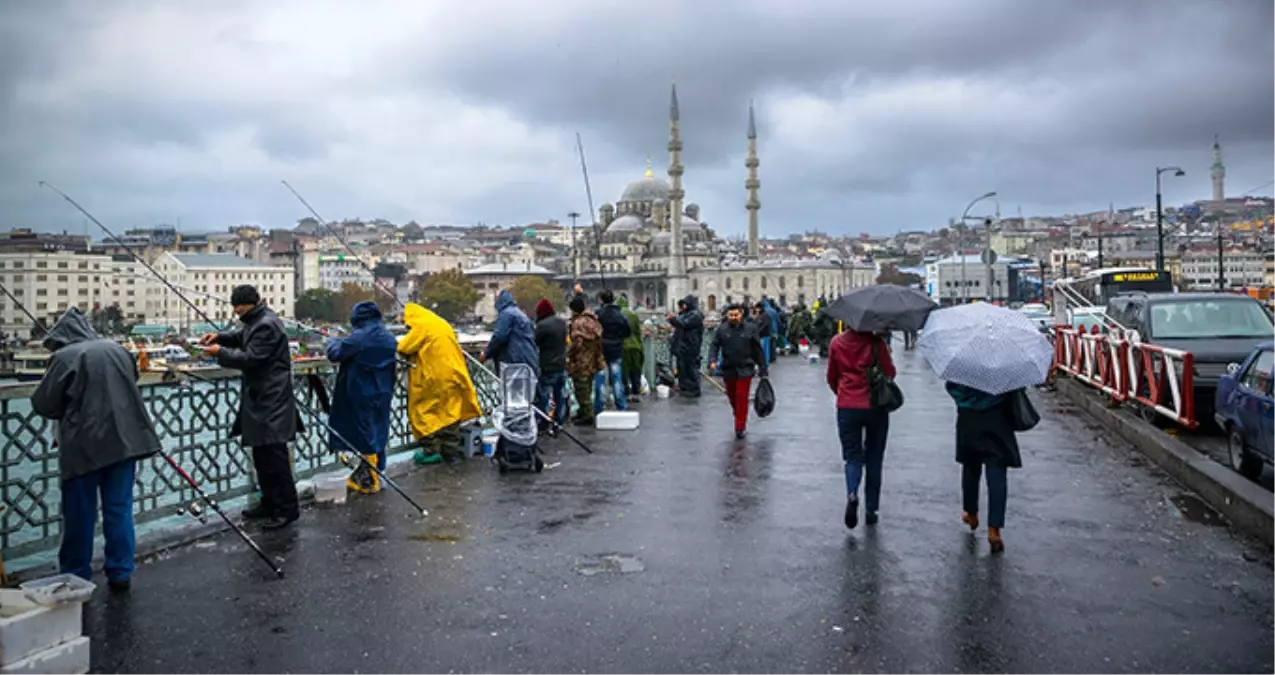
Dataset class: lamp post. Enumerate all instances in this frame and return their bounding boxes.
[567,211,581,282]
[1217,226,1226,292]
[959,191,997,302]
[1155,166,1185,274]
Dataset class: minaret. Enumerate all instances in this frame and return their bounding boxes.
[745,100,760,259]
[666,82,687,308]
[1211,134,1226,201]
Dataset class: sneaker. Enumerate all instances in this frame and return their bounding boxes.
[107,578,131,593]
[242,504,274,520]
[629,395,642,404]
[262,513,299,531]
[844,496,859,530]
[865,512,878,526]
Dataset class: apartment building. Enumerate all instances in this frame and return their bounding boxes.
[1180,247,1272,290]
[147,253,296,327]
[318,254,375,292]
[0,251,115,336]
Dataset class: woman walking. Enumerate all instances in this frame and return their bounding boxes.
[826,328,895,529]
[946,382,1022,552]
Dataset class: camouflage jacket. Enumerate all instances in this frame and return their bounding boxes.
[567,310,606,379]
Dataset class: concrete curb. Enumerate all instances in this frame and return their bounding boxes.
[1054,378,1274,547]
[6,450,431,583]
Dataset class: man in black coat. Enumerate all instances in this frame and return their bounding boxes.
[534,298,569,431]
[708,304,768,439]
[593,289,630,412]
[200,285,302,530]
[666,295,704,397]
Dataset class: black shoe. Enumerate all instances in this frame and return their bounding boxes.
[844,496,859,530]
[262,513,299,531]
[865,512,879,526]
[107,578,131,593]
[242,503,274,520]
[629,395,641,403]
[735,429,746,439]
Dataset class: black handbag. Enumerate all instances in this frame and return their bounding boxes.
[867,339,904,413]
[1008,389,1040,431]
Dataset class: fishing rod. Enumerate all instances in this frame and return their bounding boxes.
[0,280,46,337]
[41,182,427,518]
[279,180,403,308]
[575,132,608,291]
[460,349,593,454]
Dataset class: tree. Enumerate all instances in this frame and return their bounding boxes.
[876,263,924,287]
[296,288,340,322]
[417,268,481,322]
[402,221,424,240]
[508,275,558,317]
[335,283,378,322]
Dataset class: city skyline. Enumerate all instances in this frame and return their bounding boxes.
[0,1,1271,237]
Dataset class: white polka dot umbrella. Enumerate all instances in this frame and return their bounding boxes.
[917,303,1053,395]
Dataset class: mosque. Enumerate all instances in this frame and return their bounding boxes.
[570,85,875,313]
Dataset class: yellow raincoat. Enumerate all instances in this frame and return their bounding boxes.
[397,303,482,439]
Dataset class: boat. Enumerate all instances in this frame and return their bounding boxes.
[12,352,50,382]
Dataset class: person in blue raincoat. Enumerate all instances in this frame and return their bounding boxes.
[481,289,540,377]
[326,301,398,494]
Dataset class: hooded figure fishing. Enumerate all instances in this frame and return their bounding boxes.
[200,285,303,530]
[666,295,704,397]
[398,303,483,461]
[481,289,539,377]
[32,307,161,590]
[326,301,398,493]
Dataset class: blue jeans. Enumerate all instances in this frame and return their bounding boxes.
[593,359,627,413]
[836,408,890,512]
[536,371,570,425]
[962,462,1008,528]
[761,336,772,362]
[60,459,137,582]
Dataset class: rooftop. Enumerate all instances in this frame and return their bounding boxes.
[169,253,282,269]
[464,261,555,276]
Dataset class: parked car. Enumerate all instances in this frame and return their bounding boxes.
[1106,292,1274,418]
[1214,341,1273,479]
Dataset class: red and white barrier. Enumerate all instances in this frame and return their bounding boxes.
[1053,326,1198,429]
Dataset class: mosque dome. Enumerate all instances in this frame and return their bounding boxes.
[620,165,671,203]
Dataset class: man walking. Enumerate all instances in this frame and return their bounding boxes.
[534,298,569,434]
[594,290,630,412]
[708,304,768,439]
[567,294,605,425]
[617,296,645,402]
[325,301,397,494]
[667,295,704,397]
[33,308,161,590]
[200,285,302,530]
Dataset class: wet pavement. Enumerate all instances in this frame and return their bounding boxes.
[85,348,1274,673]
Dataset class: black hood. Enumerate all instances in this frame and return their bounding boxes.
[682,295,699,311]
[43,307,98,352]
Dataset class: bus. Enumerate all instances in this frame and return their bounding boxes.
[1068,267,1174,307]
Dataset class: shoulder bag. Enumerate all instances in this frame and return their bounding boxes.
[867,338,904,413]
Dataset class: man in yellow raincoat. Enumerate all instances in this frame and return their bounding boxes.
[397,303,483,462]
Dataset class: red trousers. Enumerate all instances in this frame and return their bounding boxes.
[723,376,753,431]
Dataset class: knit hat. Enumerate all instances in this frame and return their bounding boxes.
[230,284,260,307]
[568,294,586,314]
[535,298,555,320]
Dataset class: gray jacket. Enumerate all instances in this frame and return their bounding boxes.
[32,308,161,481]
[215,303,302,447]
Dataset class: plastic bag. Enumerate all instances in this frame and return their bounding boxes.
[753,377,776,418]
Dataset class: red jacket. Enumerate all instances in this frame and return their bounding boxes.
[826,331,895,410]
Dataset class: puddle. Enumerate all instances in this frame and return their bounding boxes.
[574,553,645,576]
[1170,494,1226,526]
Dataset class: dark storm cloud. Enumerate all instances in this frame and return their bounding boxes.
[0,0,1271,235]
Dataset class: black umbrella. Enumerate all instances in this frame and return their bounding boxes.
[826,285,938,333]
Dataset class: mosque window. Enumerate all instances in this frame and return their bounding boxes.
[743,277,750,291]
[761,277,767,289]
[725,277,732,290]
[692,278,698,291]
[779,277,786,289]
[797,276,804,288]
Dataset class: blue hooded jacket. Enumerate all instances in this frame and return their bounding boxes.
[483,289,540,376]
[762,298,780,337]
[326,301,398,461]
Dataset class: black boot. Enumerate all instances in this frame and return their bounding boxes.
[242,503,274,520]
[844,495,859,530]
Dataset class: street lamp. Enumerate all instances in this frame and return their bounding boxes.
[1155,167,1186,274]
[959,191,997,302]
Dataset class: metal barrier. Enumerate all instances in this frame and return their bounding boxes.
[0,334,711,564]
[1053,326,1197,428]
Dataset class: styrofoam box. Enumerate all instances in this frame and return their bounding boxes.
[1,636,89,675]
[0,590,82,666]
[596,411,640,430]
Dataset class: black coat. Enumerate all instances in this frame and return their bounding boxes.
[535,314,568,375]
[709,320,768,379]
[669,295,704,361]
[955,400,1022,469]
[215,303,303,447]
[596,303,631,363]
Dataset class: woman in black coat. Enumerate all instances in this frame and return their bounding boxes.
[945,382,1023,553]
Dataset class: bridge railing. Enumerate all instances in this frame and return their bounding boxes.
[0,334,711,567]
[1052,326,1198,429]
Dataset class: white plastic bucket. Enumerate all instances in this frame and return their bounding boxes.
[655,384,670,399]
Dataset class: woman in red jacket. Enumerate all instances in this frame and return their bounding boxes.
[826,329,895,529]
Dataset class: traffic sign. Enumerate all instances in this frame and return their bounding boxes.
[980,248,997,265]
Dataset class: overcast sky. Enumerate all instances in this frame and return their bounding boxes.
[1,0,1271,239]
